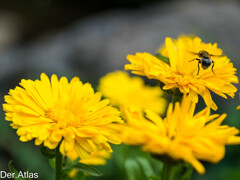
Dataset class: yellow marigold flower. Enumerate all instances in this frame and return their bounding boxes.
[121,95,240,174]
[125,36,238,110]
[68,169,78,178]
[68,147,111,178]
[67,141,111,165]
[98,71,166,114]
[80,149,111,165]
[3,73,123,160]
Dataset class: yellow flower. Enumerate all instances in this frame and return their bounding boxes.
[68,169,78,178]
[98,71,166,114]
[68,147,111,178]
[79,149,111,165]
[125,36,238,110]
[3,73,123,160]
[67,141,111,165]
[121,95,240,174]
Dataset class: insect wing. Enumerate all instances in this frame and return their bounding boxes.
[186,50,199,55]
[209,54,226,58]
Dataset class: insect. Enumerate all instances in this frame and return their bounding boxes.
[188,50,225,75]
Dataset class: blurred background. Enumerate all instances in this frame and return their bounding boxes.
[0,0,240,179]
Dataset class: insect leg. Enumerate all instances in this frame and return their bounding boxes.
[197,61,200,75]
[211,61,215,74]
[189,58,201,75]
[189,58,200,62]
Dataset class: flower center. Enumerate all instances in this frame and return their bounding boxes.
[174,71,185,76]
[45,108,77,128]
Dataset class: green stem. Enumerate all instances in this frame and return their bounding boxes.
[55,146,63,180]
[163,161,175,180]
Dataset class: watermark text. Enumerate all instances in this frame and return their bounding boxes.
[0,171,38,179]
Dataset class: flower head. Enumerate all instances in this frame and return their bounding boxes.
[3,73,122,161]
[125,36,238,110]
[98,71,166,114]
[67,140,111,165]
[121,95,240,174]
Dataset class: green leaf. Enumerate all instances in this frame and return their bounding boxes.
[125,159,142,180]
[63,163,103,177]
[49,159,55,169]
[8,160,17,174]
[155,53,169,64]
[148,176,161,180]
[180,163,193,180]
[136,157,155,178]
[8,161,26,180]
[40,145,57,159]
